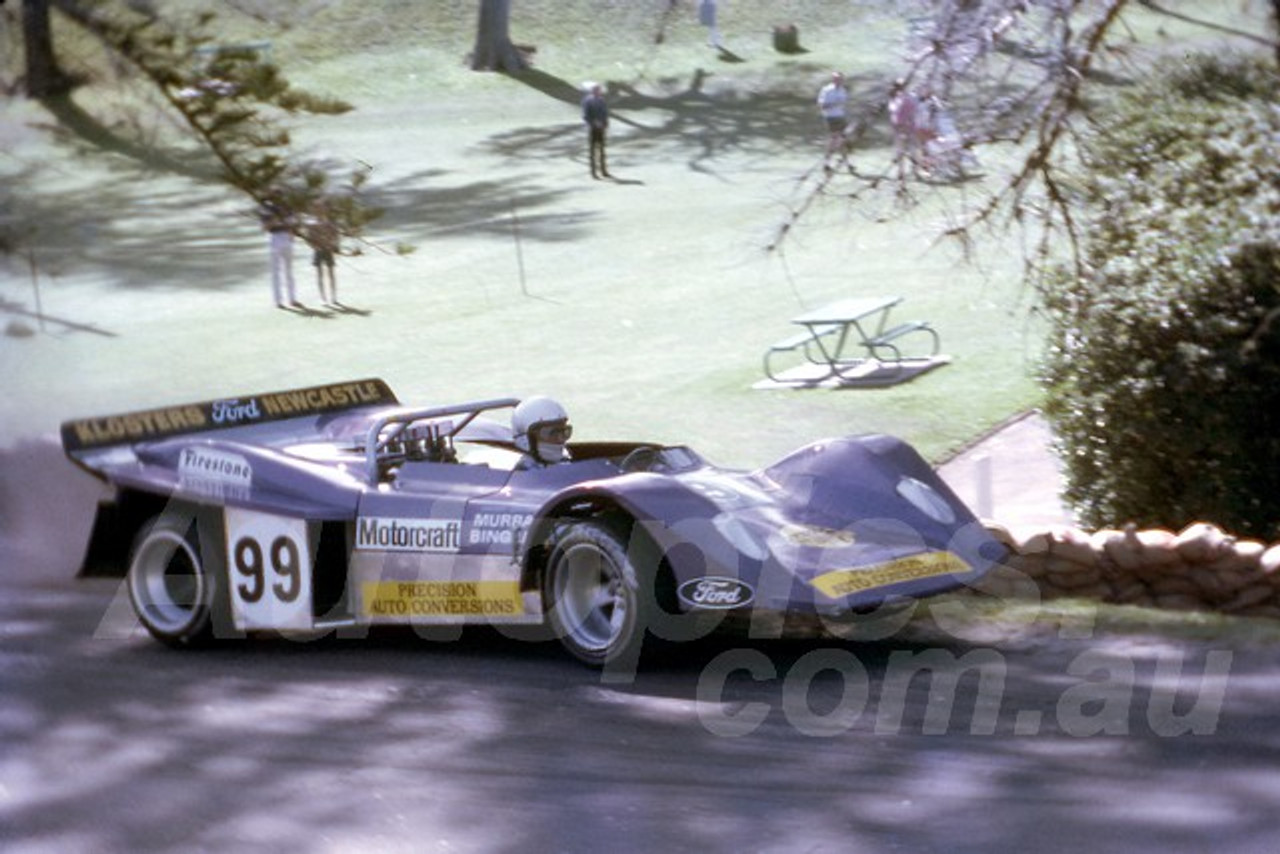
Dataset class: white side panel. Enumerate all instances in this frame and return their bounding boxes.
[224,508,315,631]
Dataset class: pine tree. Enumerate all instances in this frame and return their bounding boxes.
[31,2,381,247]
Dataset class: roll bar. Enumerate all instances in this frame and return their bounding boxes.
[363,398,520,481]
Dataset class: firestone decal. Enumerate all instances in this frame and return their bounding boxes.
[678,577,755,610]
[177,447,252,501]
[178,447,253,486]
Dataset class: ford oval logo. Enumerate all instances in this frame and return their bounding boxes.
[678,577,755,610]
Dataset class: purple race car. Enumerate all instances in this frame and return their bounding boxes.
[62,379,1006,668]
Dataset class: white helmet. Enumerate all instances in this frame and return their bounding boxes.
[512,396,572,464]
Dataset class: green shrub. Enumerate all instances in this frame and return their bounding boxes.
[1042,54,1280,539]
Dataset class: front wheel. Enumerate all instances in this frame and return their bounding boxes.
[544,521,654,669]
[127,509,219,646]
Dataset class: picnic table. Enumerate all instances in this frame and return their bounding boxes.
[762,295,944,388]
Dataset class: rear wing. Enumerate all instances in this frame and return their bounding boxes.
[61,378,399,458]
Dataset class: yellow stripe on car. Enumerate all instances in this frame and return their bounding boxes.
[811,552,973,599]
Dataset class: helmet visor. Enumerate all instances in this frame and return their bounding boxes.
[533,421,573,444]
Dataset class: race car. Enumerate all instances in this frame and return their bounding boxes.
[62,378,1007,669]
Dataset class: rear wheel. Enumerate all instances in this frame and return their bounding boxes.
[544,521,653,669]
[127,509,218,646]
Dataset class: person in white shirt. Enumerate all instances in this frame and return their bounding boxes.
[258,191,299,309]
[817,71,849,156]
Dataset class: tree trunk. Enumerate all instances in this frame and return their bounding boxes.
[22,0,75,97]
[471,0,527,72]
[1272,0,1280,68]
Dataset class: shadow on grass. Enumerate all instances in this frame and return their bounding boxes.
[364,170,598,246]
[491,62,903,178]
[14,54,1032,306]
[11,167,269,294]
[0,295,117,338]
[506,68,585,106]
[38,94,216,182]
[16,83,602,295]
[714,46,747,63]
[3,111,272,298]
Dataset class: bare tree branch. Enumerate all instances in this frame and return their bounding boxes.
[767,0,1273,291]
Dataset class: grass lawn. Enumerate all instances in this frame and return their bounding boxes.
[0,0,1257,468]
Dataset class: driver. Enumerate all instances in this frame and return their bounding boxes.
[512,396,573,467]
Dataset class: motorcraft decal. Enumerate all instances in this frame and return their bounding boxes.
[678,577,755,610]
[810,551,973,599]
[356,517,462,553]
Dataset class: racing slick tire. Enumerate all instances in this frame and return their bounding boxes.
[127,506,228,647]
[544,520,657,671]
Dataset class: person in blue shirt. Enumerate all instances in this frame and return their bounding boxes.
[581,83,611,179]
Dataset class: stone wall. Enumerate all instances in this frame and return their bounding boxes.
[982,521,1280,618]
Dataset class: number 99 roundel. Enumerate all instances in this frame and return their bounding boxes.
[225,507,314,632]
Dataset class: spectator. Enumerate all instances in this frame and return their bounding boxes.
[258,191,298,308]
[921,92,978,179]
[817,71,849,156]
[699,0,722,49]
[305,201,341,306]
[889,81,933,175]
[581,83,611,179]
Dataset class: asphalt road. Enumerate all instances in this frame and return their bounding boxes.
[3,558,1280,854]
[4,440,1280,852]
